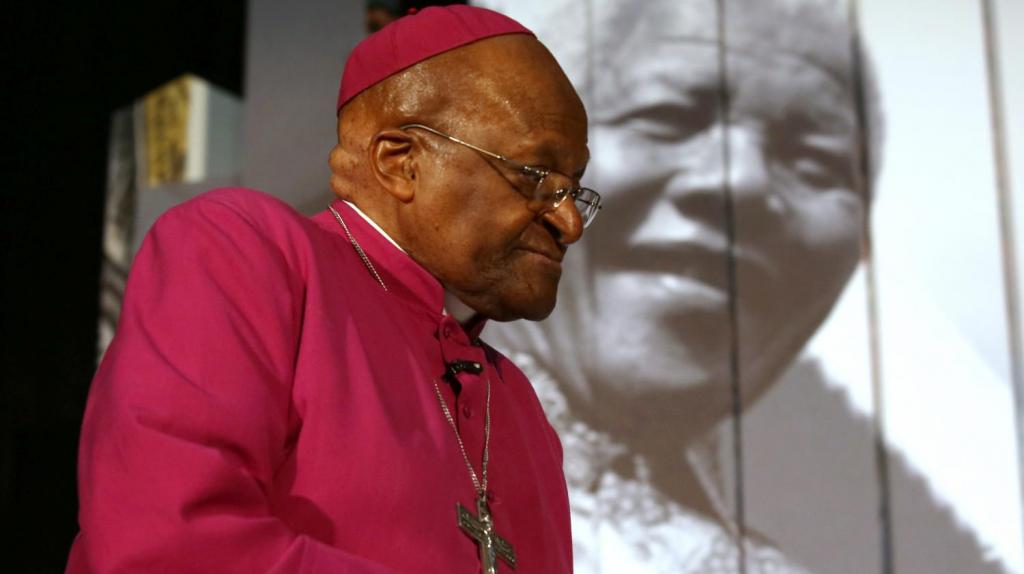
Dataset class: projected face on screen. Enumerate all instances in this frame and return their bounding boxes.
[590,50,857,405]
[501,1,865,438]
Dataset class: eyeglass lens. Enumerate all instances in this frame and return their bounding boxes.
[533,174,600,228]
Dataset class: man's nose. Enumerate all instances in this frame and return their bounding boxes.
[543,197,584,245]
[724,124,780,213]
[663,123,776,216]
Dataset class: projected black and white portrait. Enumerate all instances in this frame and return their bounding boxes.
[477,0,875,571]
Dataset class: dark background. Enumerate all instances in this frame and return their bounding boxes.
[2,3,246,569]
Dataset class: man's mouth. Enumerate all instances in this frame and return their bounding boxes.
[516,233,566,265]
[517,246,564,267]
[596,240,775,294]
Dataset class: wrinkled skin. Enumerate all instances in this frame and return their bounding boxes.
[329,35,589,321]
[579,42,862,436]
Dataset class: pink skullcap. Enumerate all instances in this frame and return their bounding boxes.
[337,5,533,113]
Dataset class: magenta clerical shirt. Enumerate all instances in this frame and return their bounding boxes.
[67,188,572,573]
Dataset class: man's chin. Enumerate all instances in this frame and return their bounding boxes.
[519,302,556,322]
[487,291,558,322]
[557,371,736,442]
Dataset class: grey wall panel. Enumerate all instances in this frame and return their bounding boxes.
[721,1,884,572]
[741,274,883,574]
[241,0,363,213]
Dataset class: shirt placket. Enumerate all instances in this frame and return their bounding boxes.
[437,315,490,491]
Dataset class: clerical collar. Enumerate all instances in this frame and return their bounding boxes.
[344,200,405,253]
[342,200,478,326]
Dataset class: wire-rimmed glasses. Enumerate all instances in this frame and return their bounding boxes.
[400,123,602,228]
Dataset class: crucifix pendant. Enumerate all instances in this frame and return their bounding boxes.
[457,494,517,573]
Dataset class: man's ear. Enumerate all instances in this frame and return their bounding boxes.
[370,129,418,203]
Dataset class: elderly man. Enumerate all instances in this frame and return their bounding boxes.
[67,6,596,573]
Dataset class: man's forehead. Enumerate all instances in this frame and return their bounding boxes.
[607,36,851,90]
[610,4,849,78]
[590,43,853,126]
[481,0,851,96]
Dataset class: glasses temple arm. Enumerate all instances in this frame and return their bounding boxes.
[400,123,537,174]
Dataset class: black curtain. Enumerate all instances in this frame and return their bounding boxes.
[2,2,245,569]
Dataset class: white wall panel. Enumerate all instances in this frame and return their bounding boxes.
[859,0,1023,571]
[993,2,1024,511]
[994,0,1024,368]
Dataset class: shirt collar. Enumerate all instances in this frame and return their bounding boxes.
[322,199,482,330]
[343,200,406,253]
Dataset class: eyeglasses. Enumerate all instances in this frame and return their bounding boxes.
[400,123,602,228]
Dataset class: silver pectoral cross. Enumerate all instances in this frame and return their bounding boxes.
[457,495,517,573]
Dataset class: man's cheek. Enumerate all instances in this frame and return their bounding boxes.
[795,201,861,251]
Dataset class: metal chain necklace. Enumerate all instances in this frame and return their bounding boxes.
[327,203,516,573]
[431,368,492,496]
[329,205,388,292]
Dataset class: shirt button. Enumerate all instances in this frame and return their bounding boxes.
[461,404,473,419]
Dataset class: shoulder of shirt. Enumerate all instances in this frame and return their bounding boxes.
[166,187,301,225]
[155,187,318,245]
[149,187,323,271]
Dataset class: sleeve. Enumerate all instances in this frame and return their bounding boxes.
[67,194,394,573]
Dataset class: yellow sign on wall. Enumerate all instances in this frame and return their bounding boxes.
[142,75,191,188]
